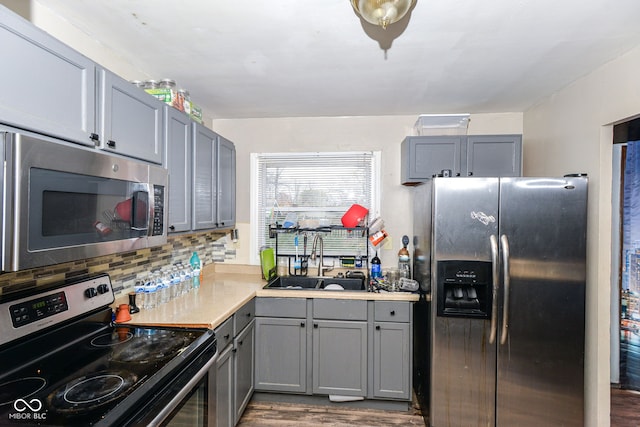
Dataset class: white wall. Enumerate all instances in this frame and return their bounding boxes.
[524,44,640,427]
[211,114,523,266]
[29,2,151,84]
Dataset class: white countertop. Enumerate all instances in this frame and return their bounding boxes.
[115,266,420,330]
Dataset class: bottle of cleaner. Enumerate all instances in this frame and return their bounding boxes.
[190,251,202,288]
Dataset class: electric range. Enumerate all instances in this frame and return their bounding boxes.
[0,274,216,426]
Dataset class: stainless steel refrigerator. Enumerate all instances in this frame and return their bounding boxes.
[412,176,587,426]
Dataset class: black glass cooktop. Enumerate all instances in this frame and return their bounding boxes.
[0,309,212,426]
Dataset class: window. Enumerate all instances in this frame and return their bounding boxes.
[250,151,380,265]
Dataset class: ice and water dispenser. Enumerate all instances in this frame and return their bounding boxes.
[436,260,492,318]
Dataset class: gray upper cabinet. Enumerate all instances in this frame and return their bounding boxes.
[165,106,192,233]
[169,119,236,233]
[217,136,236,229]
[97,68,164,164]
[192,122,218,230]
[401,134,522,184]
[0,6,95,145]
[465,134,522,177]
[401,136,463,182]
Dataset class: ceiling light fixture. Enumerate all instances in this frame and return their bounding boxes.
[350,0,416,29]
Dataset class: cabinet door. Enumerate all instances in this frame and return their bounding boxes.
[165,106,192,232]
[215,343,234,427]
[312,320,367,396]
[192,123,218,229]
[0,7,95,145]
[465,135,522,177]
[401,136,463,184]
[373,322,411,400]
[217,136,236,229]
[98,68,163,164]
[254,317,307,393]
[234,320,254,425]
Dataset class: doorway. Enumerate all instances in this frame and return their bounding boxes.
[612,117,640,390]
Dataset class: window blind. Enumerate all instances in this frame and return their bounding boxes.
[254,151,380,260]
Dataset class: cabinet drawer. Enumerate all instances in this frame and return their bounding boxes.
[255,297,306,318]
[374,301,411,323]
[215,316,234,350]
[313,299,367,320]
[234,299,255,334]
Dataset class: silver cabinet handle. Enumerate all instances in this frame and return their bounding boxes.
[489,234,499,344]
[500,234,510,345]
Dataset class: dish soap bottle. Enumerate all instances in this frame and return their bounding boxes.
[190,251,202,288]
[371,251,382,279]
[398,235,411,279]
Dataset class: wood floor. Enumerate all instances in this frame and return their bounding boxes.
[238,388,639,426]
[611,387,640,427]
[237,397,425,427]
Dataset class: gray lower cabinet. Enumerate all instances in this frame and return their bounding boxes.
[215,300,255,427]
[215,340,234,427]
[0,6,96,145]
[401,134,522,184]
[234,319,254,424]
[371,301,412,400]
[255,297,412,402]
[254,317,307,393]
[97,67,164,164]
[165,106,192,232]
[312,320,367,396]
[373,322,411,399]
[255,298,307,393]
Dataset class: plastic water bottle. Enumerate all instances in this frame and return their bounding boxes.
[190,252,201,288]
[134,280,146,311]
[143,278,158,309]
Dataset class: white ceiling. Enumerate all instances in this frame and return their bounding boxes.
[33,0,640,120]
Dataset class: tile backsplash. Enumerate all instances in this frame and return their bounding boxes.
[0,230,235,297]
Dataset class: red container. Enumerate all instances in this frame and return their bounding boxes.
[341,204,369,228]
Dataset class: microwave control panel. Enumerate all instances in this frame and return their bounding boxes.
[152,185,165,236]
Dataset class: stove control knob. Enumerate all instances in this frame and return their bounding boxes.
[85,287,98,298]
[97,284,109,294]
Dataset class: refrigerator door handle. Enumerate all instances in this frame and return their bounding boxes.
[500,234,511,345]
[489,234,499,344]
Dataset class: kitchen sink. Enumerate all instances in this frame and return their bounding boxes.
[264,275,366,291]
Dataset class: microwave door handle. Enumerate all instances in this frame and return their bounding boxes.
[130,186,151,233]
[489,234,499,344]
[500,234,511,345]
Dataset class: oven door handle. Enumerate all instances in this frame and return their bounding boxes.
[147,354,217,426]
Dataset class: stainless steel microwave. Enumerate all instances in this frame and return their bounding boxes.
[0,132,168,271]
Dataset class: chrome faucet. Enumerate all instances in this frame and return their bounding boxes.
[310,234,334,276]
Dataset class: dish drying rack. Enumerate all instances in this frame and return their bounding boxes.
[268,224,369,277]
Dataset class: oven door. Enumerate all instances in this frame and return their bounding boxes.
[124,338,217,427]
